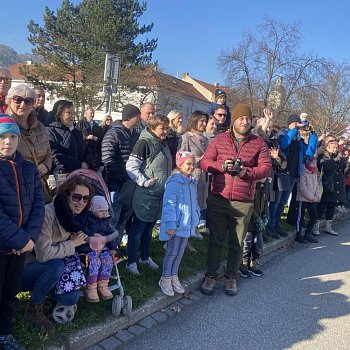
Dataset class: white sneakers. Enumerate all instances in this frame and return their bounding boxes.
[171,275,185,294]
[158,277,174,296]
[125,262,140,275]
[126,257,160,275]
[139,257,159,270]
[159,275,185,296]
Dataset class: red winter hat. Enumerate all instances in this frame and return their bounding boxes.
[176,151,195,167]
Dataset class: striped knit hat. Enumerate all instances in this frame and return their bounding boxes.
[0,114,20,135]
[90,195,109,213]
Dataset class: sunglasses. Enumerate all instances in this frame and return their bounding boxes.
[0,76,12,84]
[12,95,34,106]
[71,193,91,203]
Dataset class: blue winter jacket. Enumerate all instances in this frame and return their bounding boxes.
[77,214,117,254]
[159,172,200,241]
[0,152,45,253]
[279,128,318,177]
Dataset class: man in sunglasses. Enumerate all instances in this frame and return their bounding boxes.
[0,67,12,113]
[213,106,228,133]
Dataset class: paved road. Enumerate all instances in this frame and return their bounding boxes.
[124,218,350,350]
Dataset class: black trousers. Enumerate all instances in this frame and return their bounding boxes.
[0,253,25,335]
[297,202,318,234]
[317,198,337,220]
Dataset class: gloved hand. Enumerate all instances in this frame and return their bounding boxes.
[253,217,263,233]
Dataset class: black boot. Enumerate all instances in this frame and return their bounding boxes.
[295,231,306,243]
[305,233,318,243]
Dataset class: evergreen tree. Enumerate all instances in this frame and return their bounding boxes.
[21,0,157,114]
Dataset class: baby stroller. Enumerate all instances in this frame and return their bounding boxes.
[51,169,133,324]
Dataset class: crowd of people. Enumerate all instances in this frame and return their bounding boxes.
[1,66,350,350]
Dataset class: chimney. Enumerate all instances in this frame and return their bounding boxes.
[182,72,189,79]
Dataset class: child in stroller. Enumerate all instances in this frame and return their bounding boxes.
[52,169,132,323]
[77,195,119,302]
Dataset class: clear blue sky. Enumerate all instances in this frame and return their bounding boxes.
[2,0,350,85]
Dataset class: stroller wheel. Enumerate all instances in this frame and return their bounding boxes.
[122,295,132,316]
[52,304,77,324]
[112,295,122,317]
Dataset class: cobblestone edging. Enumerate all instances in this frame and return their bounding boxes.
[46,212,348,350]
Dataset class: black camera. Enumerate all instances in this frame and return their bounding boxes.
[231,158,242,176]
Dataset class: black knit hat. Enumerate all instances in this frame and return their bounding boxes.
[287,114,301,126]
[122,104,140,121]
[215,89,226,101]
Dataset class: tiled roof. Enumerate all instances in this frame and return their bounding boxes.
[190,77,231,94]
[152,72,209,102]
[8,63,210,102]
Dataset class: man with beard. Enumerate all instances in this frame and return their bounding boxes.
[200,103,271,296]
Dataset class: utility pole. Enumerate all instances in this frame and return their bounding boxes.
[104,54,120,115]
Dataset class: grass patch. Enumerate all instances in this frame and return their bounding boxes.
[14,234,210,350]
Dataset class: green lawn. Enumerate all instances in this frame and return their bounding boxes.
[14,234,210,350]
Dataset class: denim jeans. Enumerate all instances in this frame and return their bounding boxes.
[273,176,298,227]
[268,190,284,227]
[110,191,132,241]
[21,259,79,306]
[162,236,188,278]
[127,216,155,264]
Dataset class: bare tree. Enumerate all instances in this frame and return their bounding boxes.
[296,60,350,135]
[218,17,321,123]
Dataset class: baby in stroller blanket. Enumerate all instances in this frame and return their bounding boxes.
[77,195,119,303]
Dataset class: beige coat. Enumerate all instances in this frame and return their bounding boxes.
[16,113,52,176]
[180,132,209,210]
[297,165,321,203]
[33,202,76,263]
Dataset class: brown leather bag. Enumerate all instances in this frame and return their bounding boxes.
[21,133,53,203]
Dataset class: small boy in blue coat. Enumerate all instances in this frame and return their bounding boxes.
[0,114,44,350]
[158,151,200,297]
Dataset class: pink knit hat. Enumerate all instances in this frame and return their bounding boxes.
[90,195,109,212]
[176,151,195,167]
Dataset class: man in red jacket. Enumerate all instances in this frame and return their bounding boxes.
[200,103,271,296]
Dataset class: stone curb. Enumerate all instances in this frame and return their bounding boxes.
[46,212,347,350]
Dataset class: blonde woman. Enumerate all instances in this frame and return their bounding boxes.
[6,84,52,202]
[167,110,184,168]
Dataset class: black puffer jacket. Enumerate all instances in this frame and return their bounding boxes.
[166,128,181,169]
[102,120,139,191]
[0,152,45,253]
[317,152,346,203]
[46,121,92,174]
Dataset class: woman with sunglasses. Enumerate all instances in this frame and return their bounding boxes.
[6,84,52,202]
[101,115,113,139]
[21,176,91,334]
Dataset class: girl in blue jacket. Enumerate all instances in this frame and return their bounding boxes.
[158,151,200,296]
[0,114,44,350]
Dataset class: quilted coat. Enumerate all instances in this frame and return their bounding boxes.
[0,152,45,253]
[101,120,139,191]
[46,121,91,174]
[200,131,271,201]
